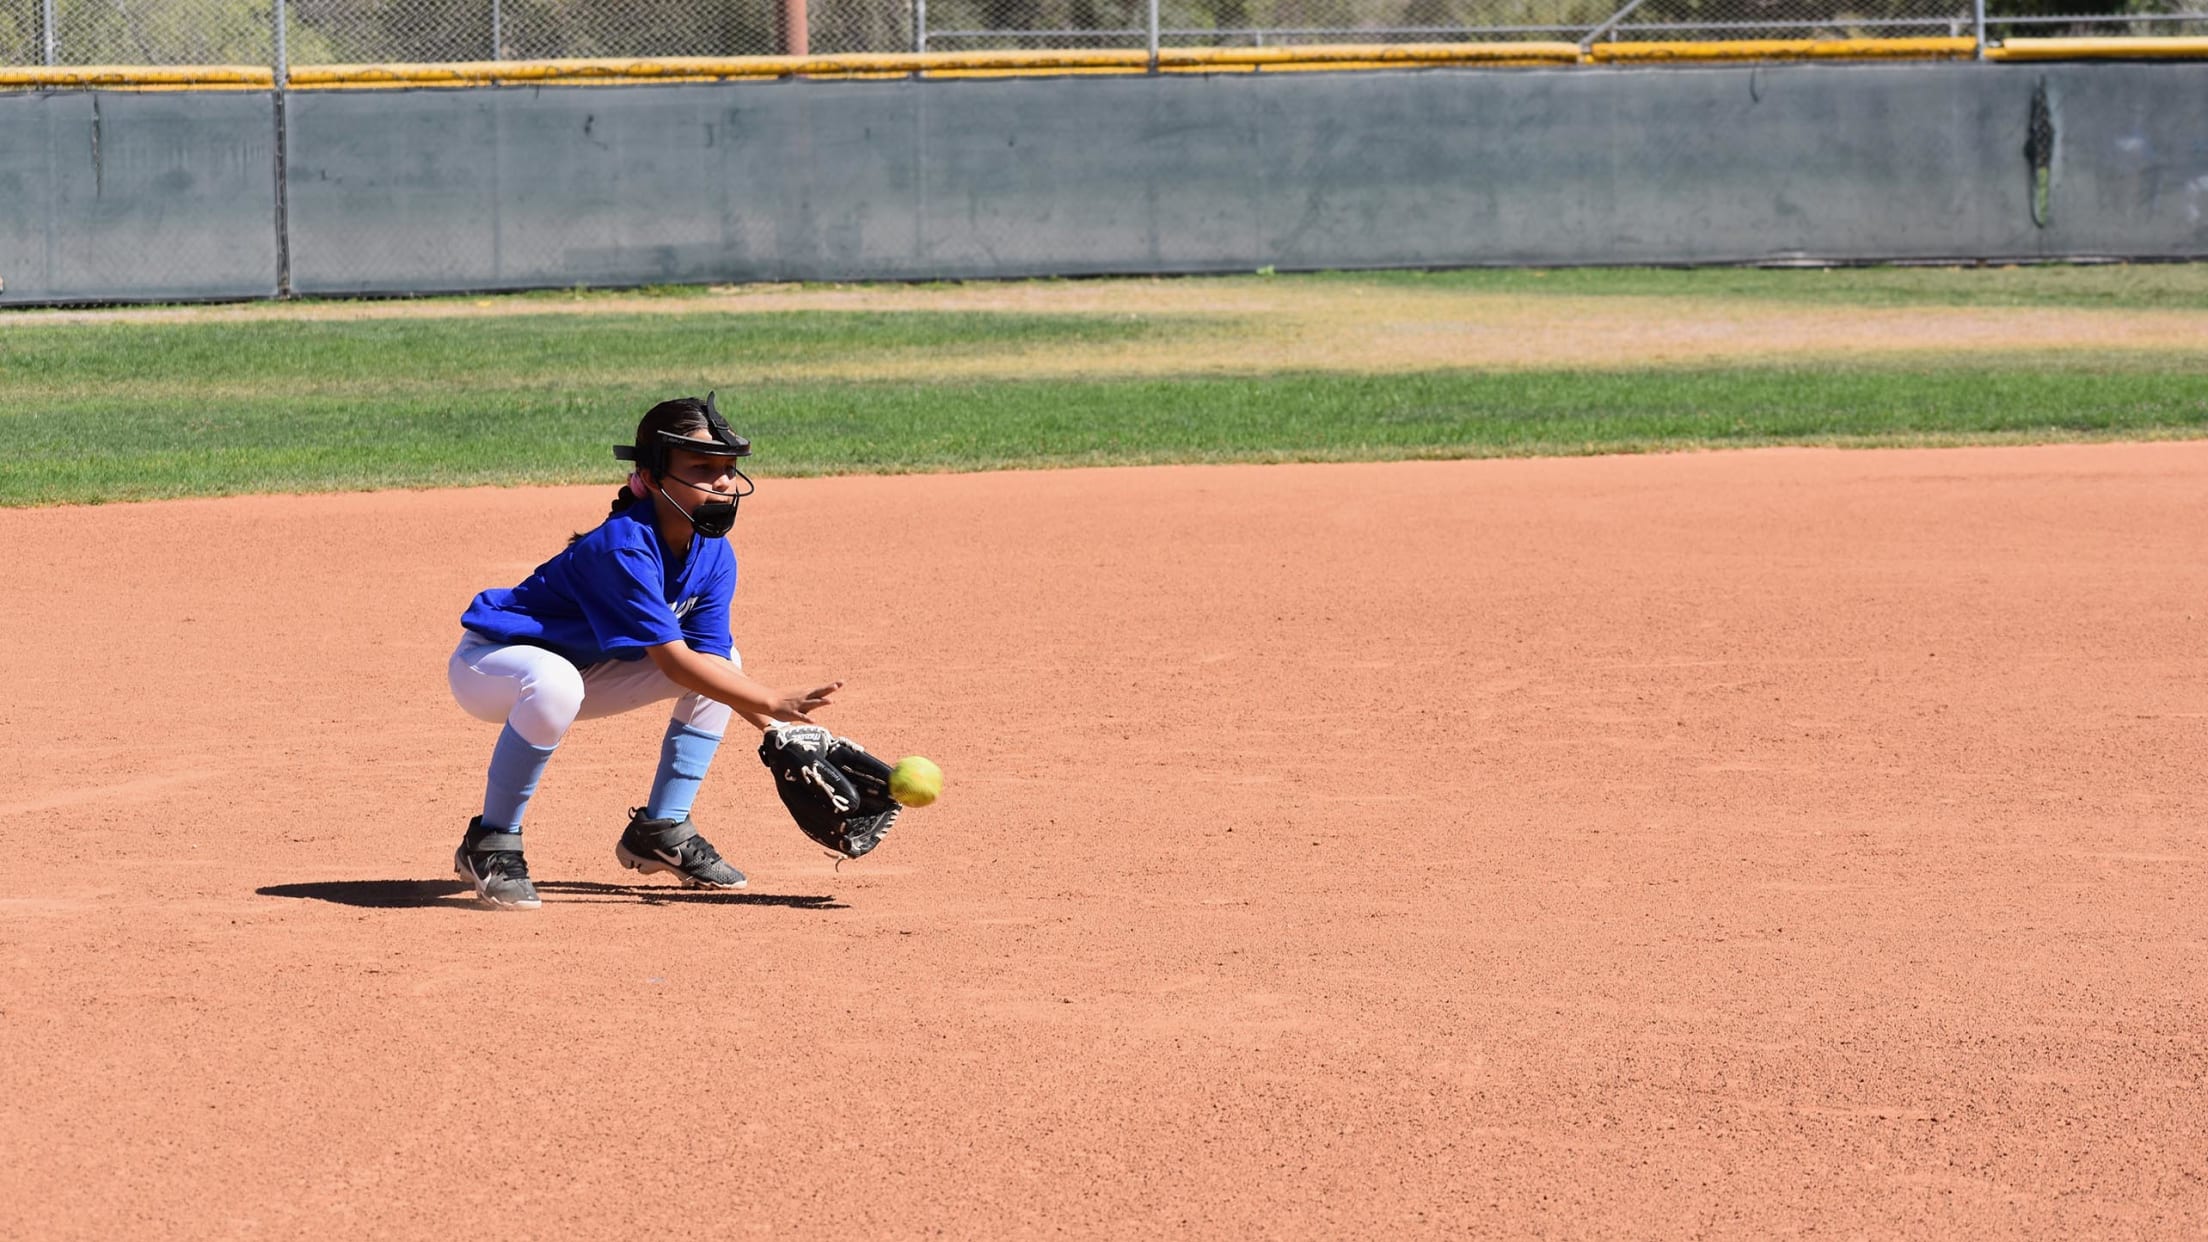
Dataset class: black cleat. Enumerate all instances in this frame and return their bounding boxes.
[615,809,748,889]
[453,816,541,910]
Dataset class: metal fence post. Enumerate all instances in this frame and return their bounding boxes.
[783,0,809,55]
[915,0,927,53]
[1581,0,1654,51]
[274,0,292,297]
[493,0,504,58]
[41,0,57,64]
[1973,0,1987,58]
[1147,0,1159,71]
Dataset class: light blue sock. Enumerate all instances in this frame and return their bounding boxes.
[646,721,724,822]
[481,723,557,832]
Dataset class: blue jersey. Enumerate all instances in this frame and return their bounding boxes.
[461,502,736,668]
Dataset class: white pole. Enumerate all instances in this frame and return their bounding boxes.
[914,0,927,53]
[493,0,503,58]
[1147,0,1159,71]
[42,0,57,64]
[1973,0,1987,58]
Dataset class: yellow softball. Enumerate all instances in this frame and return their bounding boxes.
[888,756,942,808]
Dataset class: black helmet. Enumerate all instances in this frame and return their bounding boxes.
[614,390,751,476]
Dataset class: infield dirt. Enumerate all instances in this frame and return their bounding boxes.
[3,444,2204,1236]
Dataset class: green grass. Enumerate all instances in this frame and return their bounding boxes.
[449,261,2208,311]
[0,310,1189,401]
[19,261,2204,323]
[5,273,2206,506]
[1316,262,2208,310]
[5,348,2204,506]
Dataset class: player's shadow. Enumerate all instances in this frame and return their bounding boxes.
[539,880,845,909]
[255,879,844,910]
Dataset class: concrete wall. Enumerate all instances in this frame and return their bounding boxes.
[3,64,2204,304]
[0,91,278,304]
[2029,66,2208,258]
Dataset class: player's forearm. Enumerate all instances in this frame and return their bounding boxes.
[647,642,781,716]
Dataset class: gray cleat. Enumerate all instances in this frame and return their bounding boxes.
[453,816,541,910]
[615,809,748,889]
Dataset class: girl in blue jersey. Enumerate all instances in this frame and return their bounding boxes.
[446,394,841,909]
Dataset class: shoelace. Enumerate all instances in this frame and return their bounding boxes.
[482,849,530,879]
[676,837,724,867]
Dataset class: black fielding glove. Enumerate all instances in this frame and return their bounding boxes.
[758,723,902,859]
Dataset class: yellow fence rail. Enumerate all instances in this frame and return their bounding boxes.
[1588,37,1977,63]
[6,37,2208,90]
[288,43,1585,87]
[1988,36,2208,60]
[0,64,274,88]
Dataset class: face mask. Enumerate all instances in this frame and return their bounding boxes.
[658,484,739,539]
[688,497,738,539]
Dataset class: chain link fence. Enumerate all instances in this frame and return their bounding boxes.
[1985,1,2206,36]
[4,0,276,65]
[1594,0,1975,41]
[289,0,912,60]
[920,0,1602,48]
[1,0,2202,66]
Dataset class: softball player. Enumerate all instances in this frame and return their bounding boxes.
[446,395,840,909]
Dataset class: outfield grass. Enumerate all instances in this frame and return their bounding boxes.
[0,311,1190,397]
[270,260,2208,312]
[5,350,2204,505]
[1313,262,2208,310]
[4,268,2205,506]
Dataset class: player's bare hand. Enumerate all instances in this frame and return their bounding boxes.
[771,681,842,723]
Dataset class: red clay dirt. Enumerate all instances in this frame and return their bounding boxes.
[2,444,2204,1237]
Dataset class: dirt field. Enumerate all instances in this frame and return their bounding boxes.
[3,444,2204,1237]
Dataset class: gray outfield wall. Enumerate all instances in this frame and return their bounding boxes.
[0,90,279,303]
[3,63,2204,304]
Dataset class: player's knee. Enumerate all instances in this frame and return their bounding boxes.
[513,662,586,746]
[682,696,735,736]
